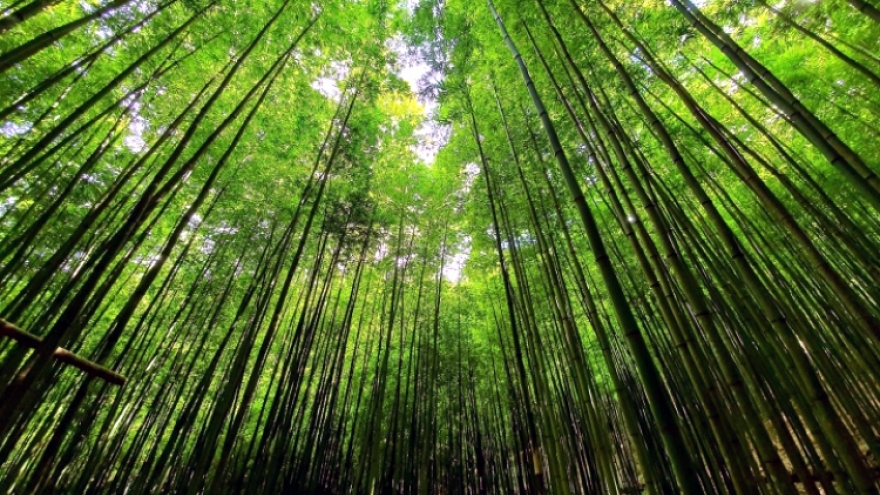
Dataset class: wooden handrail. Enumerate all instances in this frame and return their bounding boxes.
[0,319,125,386]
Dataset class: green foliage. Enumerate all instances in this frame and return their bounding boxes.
[1,0,880,493]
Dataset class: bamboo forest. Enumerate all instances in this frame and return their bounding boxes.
[4,0,880,493]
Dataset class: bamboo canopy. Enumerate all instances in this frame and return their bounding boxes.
[1,0,880,493]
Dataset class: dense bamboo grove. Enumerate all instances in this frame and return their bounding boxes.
[1,0,880,492]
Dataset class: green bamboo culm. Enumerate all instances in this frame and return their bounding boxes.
[1,0,880,493]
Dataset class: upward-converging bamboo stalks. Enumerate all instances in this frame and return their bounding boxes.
[1,0,879,493]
